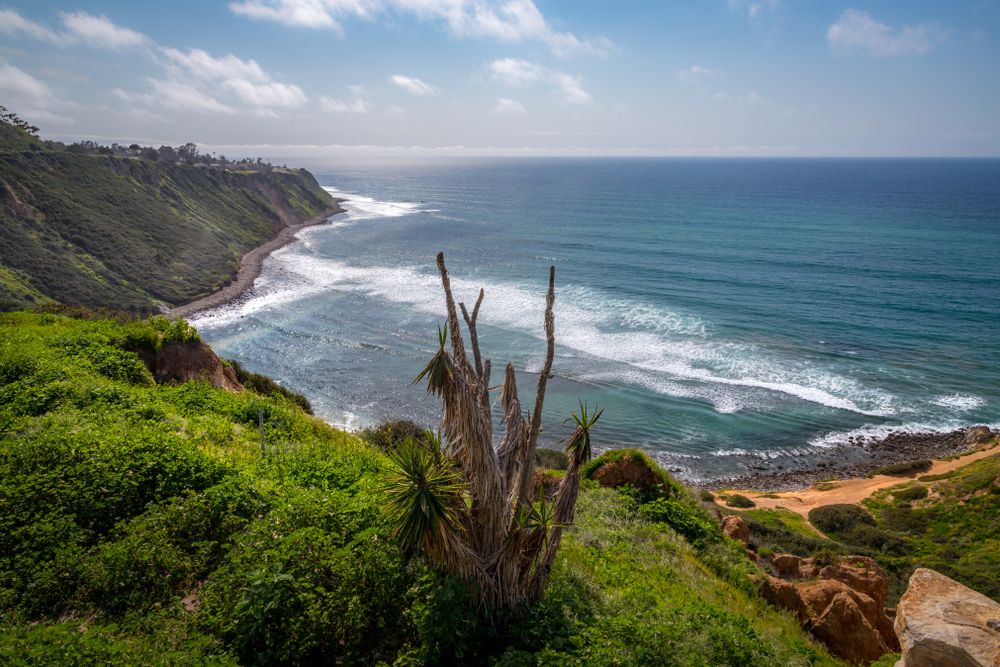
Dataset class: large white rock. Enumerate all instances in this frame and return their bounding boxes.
[894,568,1000,667]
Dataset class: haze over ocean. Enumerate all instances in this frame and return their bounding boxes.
[192,158,1000,481]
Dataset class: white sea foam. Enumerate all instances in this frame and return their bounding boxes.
[805,421,999,449]
[931,394,985,412]
[195,188,912,419]
[323,186,422,221]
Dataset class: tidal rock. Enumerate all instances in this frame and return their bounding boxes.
[894,568,1000,667]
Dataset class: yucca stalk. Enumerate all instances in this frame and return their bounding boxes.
[384,252,601,612]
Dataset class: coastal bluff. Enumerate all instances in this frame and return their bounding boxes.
[0,122,340,312]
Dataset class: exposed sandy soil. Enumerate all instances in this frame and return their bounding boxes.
[716,442,999,519]
[169,205,343,319]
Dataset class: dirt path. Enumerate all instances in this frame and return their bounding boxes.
[169,206,343,319]
[716,443,999,518]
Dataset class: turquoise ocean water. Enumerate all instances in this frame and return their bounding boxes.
[192,158,1000,482]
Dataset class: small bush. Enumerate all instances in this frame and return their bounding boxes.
[699,489,715,502]
[809,504,875,535]
[534,447,569,470]
[724,494,756,509]
[360,419,433,453]
[639,497,715,545]
[226,359,312,414]
[892,486,928,502]
[872,460,932,477]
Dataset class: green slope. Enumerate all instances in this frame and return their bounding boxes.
[0,312,840,666]
[0,125,336,311]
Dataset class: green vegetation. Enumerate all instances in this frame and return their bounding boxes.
[723,493,757,509]
[0,119,335,311]
[226,359,312,414]
[0,312,842,664]
[742,456,999,604]
[870,459,933,477]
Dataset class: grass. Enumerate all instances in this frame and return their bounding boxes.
[870,460,933,477]
[0,312,844,665]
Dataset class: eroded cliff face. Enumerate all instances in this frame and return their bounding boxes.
[136,341,243,392]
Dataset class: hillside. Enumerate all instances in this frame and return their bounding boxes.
[0,312,840,666]
[0,123,338,312]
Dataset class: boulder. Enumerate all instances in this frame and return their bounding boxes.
[137,341,243,391]
[965,425,995,447]
[586,450,672,497]
[759,555,898,664]
[722,515,750,545]
[894,568,1000,667]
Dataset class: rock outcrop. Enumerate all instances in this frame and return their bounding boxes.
[137,341,243,391]
[586,450,673,498]
[893,568,1000,667]
[722,515,750,545]
[758,554,898,664]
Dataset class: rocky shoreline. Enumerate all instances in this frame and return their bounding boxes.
[706,425,996,492]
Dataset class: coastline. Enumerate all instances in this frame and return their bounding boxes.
[703,425,997,492]
[169,203,344,319]
[714,440,999,518]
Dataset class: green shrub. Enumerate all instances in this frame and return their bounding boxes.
[535,447,569,470]
[872,460,932,477]
[892,486,929,502]
[640,497,715,545]
[724,494,756,508]
[226,359,312,414]
[809,504,875,534]
[360,419,433,453]
[199,491,409,665]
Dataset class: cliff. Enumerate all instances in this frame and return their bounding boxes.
[0,124,338,311]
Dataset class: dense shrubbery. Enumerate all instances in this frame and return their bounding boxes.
[225,359,312,414]
[0,313,842,664]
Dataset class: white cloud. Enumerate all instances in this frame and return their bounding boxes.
[493,97,525,114]
[320,95,369,113]
[0,64,52,107]
[828,10,947,57]
[59,11,148,49]
[488,57,544,86]
[0,9,61,43]
[146,79,237,114]
[161,48,308,110]
[0,64,75,124]
[229,0,610,58]
[488,57,591,105]
[676,65,721,82]
[727,0,780,19]
[389,74,438,96]
[0,9,147,50]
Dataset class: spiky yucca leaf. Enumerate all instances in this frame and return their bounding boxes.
[516,495,560,537]
[563,400,604,463]
[383,437,467,553]
[414,324,452,396]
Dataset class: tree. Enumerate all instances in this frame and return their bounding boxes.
[384,253,602,612]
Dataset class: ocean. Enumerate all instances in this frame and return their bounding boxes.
[191,158,1000,482]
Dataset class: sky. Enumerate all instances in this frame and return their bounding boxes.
[1,0,999,157]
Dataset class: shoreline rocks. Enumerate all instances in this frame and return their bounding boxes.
[707,426,997,492]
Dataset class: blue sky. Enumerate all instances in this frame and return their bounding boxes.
[1,0,998,156]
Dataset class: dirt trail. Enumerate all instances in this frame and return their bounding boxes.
[717,444,999,518]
